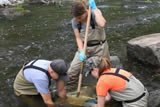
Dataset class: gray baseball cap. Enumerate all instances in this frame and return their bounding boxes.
[85,57,100,77]
[50,59,69,81]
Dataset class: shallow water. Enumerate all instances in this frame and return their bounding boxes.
[0,0,160,107]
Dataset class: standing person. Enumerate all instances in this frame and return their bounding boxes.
[13,59,69,107]
[88,57,149,107]
[67,0,110,89]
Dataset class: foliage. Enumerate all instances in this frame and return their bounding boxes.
[15,4,30,13]
[15,4,24,11]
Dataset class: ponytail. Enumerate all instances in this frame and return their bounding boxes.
[98,57,111,76]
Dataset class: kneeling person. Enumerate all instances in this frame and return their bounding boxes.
[13,59,69,107]
[88,57,149,107]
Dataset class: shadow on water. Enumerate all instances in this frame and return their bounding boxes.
[0,0,160,106]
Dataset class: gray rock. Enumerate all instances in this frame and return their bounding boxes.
[0,7,30,20]
[110,56,123,68]
[149,89,160,107]
[127,33,160,67]
[0,0,24,7]
[0,0,12,6]
[150,73,160,90]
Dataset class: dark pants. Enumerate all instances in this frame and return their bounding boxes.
[15,94,47,107]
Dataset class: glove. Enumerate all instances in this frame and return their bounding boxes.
[88,0,97,10]
[79,50,86,62]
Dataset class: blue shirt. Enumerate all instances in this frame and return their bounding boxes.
[23,59,52,94]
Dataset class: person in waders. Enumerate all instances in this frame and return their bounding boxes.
[87,57,149,107]
[67,0,110,90]
[13,59,69,107]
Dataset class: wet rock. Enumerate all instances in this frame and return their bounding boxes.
[152,74,160,82]
[149,73,160,90]
[127,33,160,67]
[28,0,63,6]
[0,0,24,7]
[0,7,30,20]
[28,0,46,4]
[0,0,12,7]
[110,56,122,68]
[149,89,160,107]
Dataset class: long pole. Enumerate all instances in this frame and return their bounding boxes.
[77,6,91,97]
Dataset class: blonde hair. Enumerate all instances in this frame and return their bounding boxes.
[98,57,111,75]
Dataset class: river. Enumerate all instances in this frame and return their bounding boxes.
[0,0,160,107]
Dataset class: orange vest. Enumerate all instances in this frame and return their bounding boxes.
[96,68,132,96]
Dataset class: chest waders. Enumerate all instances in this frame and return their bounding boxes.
[100,68,146,104]
[14,59,51,96]
[78,13,109,59]
[23,59,51,84]
[67,14,110,91]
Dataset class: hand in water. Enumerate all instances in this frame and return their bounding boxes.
[57,80,67,99]
[58,89,67,99]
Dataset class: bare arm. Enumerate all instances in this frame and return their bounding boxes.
[73,29,84,51]
[93,8,106,27]
[97,96,106,107]
[41,93,55,107]
[56,80,67,99]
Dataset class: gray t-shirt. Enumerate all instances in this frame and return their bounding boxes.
[24,59,51,94]
[71,12,96,31]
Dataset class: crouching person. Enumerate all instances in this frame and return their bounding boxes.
[88,57,149,107]
[13,59,69,107]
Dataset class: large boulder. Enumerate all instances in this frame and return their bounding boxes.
[0,0,12,6]
[0,0,24,7]
[127,33,160,67]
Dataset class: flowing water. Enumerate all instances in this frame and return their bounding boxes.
[0,0,160,106]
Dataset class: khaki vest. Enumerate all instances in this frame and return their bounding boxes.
[80,26,110,59]
[109,75,145,101]
[13,67,39,96]
[80,26,106,42]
